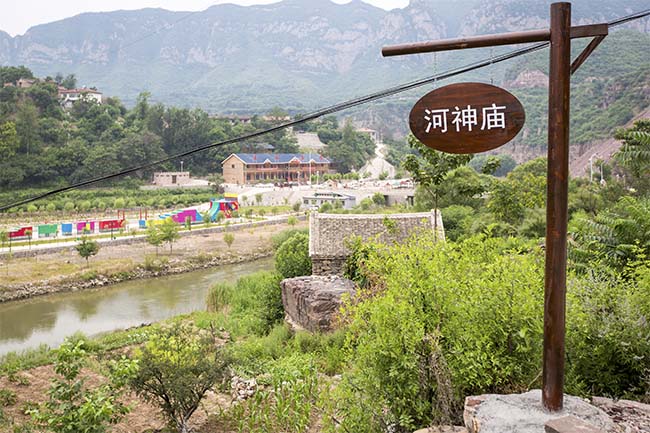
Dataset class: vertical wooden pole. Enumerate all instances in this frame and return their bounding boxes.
[543,1,571,412]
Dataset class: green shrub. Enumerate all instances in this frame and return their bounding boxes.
[28,339,133,433]
[0,388,16,407]
[275,232,311,279]
[338,234,544,430]
[206,272,284,336]
[271,228,309,250]
[128,323,229,433]
[441,205,475,241]
[565,263,650,397]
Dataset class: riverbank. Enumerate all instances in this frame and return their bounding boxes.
[0,219,306,303]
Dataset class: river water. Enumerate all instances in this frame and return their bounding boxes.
[0,258,274,356]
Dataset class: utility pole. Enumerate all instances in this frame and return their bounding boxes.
[382,2,608,411]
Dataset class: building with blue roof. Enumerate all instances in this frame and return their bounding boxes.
[222,153,332,185]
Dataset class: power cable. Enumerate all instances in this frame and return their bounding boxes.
[1,9,648,212]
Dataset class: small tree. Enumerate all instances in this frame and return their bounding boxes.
[275,232,311,278]
[146,224,164,256]
[128,323,230,433]
[29,339,132,433]
[25,228,32,250]
[287,215,298,227]
[159,218,180,254]
[293,201,301,212]
[201,211,212,227]
[0,230,7,249]
[184,216,192,231]
[75,236,99,266]
[224,232,235,249]
[255,193,263,205]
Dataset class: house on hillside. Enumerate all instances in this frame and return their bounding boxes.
[58,88,103,108]
[222,153,332,185]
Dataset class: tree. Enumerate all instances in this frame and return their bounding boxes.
[255,193,263,205]
[403,134,471,236]
[28,339,132,433]
[0,121,19,158]
[128,323,230,433]
[61,73,77,90]
[615,120,650,195]
[275,232,311,278]
[0,230,7,249]
[159,218,180,254]
[287,215,298,227]
[76,236,99,265]
[208,174,225,194]
[146,225,163,255]
[224,232,235,249]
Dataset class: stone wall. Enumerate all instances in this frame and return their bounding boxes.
[309,210,444,276]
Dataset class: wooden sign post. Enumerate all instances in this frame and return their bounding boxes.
[383,2,608,411]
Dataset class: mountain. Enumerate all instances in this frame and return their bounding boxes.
[1,0,647,113]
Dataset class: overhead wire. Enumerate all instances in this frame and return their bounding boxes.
[1,8,649,212]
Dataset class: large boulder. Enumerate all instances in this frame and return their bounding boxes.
[281,275,356,332]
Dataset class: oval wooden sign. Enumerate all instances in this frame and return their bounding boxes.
[409,82,525,154]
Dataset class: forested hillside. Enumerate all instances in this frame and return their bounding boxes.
[0,66,377,191]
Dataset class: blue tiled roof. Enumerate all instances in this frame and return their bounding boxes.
[233,153,330,164]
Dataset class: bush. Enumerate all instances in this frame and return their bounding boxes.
[0,388,16,407]
[338,234,544,431]
[271,228,309,250]
[28,339,132,433]
[128,323,230,433]
[565,263,650,397]
[206,272,284,336]
[275,232,311,279]
[441,205,475,241]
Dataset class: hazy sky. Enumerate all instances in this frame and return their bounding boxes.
[2,0,411,36]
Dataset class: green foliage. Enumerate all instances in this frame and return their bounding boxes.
[75,236,99,265]
[159,218,180,254]
[487,158,546,225]
[0,389,16,407]
[287,215,298,226]
[224,232,235,249]
[28,339,131,433]
[372,192,386,207]
[566,264,650,397]
[319,202,333,213]
[339,234,544,431]
[441,205,476,241]
[323,120,376,173]
[614,119,650,194]
[128,323,229,433]
[224,353,319,433]
[275,232,311,279]
[271,227,309,250]
[403,134,472,211]
[469,154,517,177]
[207,272,284,336]
[145,224,164,255]
[570,196,650,270]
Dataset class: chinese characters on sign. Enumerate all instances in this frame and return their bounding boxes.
[424,103,507,134]
[409,82,525,154]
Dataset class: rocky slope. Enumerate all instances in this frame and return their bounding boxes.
[0,0,647,111]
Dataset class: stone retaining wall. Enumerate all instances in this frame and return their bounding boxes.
[309,211,444,276]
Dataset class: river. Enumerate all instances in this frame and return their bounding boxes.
[0,257,274,356]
